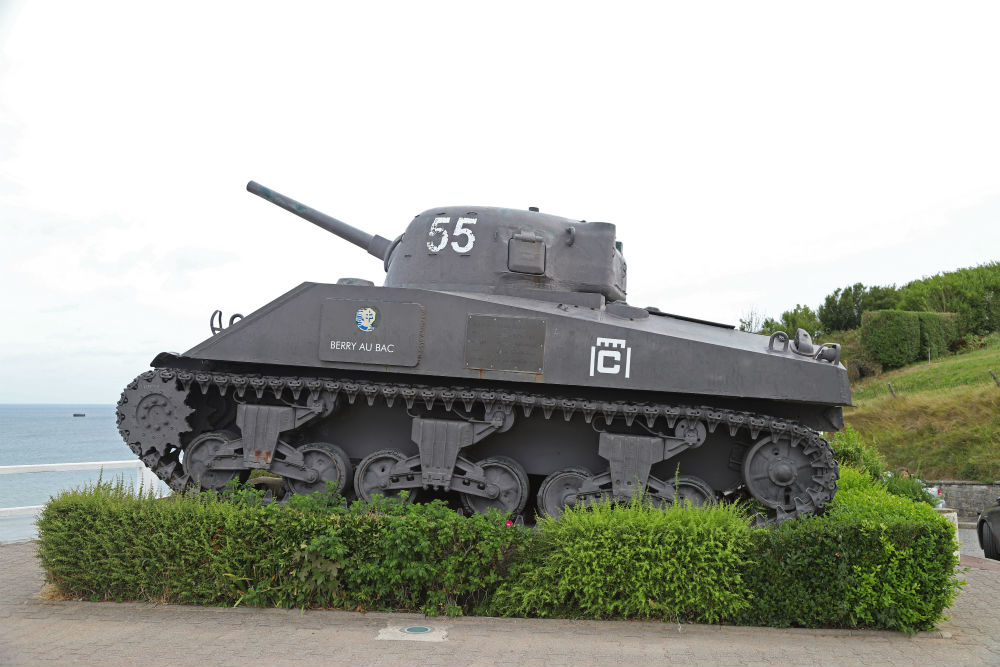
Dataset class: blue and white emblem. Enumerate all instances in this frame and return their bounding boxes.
[355,306,378,332]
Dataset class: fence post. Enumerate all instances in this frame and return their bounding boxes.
[888,382,897,398]
[990,370,1000,387]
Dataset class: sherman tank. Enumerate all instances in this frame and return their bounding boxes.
[116,181,849,521]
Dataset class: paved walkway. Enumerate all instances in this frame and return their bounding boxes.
[2,538,999,666]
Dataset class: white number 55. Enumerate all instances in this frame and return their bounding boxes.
[426,216,477,253]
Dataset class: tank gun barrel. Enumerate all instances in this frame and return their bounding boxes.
[246,181,393,264]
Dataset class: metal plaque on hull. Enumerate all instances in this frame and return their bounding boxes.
[464,315,546,373]
[319,299,424,366]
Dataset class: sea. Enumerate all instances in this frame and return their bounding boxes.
[0,404,169,543]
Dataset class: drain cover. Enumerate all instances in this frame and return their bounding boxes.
[377,624,448,642]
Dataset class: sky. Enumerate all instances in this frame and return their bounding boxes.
[2,1,999,403]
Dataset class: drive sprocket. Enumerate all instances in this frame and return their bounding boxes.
[117,370,193,487]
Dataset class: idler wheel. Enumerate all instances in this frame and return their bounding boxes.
[460,456,529,518]
[183,430,243,491]
[536,467,593,519]
[354,449,419,504]
[286,442,353,497]
[742,435,814,511]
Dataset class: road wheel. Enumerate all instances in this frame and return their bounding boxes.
[182,430,244,490]
[354,449,419,504]
[286,442,352,496]
[536,467,592,519]
[460,456,529,518]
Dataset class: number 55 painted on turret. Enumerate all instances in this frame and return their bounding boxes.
[427,216,477,253]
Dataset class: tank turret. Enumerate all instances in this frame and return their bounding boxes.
[248,182,627,303]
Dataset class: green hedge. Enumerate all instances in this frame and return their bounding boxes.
[739,468,961,632]
[36,483,526,615]
[37,479,962,633]
[918,312,958,360]
[860,310,921,368]
[484,500,752,623]
[897,261,1000,336]
[860,310,960,368]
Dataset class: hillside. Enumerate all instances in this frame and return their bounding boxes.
[843,339,1000,481]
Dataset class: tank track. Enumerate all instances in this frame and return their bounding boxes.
[117,367,839,520]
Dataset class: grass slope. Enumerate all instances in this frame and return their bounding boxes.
[851,342,1000,401]
[845,339,1000,481]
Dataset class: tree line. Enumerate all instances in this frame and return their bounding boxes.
[741,261,1000,339]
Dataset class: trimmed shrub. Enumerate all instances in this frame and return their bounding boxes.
[860,310,921,369]
[740,475,961,633]
[484,499,753,623]
[897,261,1000,336]
[301,496,528,615]
[917,312,959,360]
[859,310,960,368]
[37,478,963,634]
[36,481,528,615]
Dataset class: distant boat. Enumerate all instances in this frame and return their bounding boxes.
[72,413,86,417]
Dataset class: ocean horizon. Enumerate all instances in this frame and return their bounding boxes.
[0,403,165,543]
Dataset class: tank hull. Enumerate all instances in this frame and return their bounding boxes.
[118,281,846,522]
[177,282,849,430]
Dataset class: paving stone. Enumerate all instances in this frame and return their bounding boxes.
[3,540,1000,666]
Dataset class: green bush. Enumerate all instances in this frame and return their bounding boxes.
[882,474,936,507]
[740,476,961,633]
[917,312,959,360]
[34,481,297,605]
[860,310,921,369]
[828,426,886,479]
[898,262,1000,336]
[859,310,959,368]
[819,283,901,332]
[36,481,528,615]
[831,433,935,507]
[302,496,527,615]
[758,304,822,339]
[37,478,963,634]
[484,499,753,623]
[835,465,878,491]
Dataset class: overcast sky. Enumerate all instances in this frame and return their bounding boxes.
[2,1,999,403]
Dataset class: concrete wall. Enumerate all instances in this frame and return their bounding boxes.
[926,480,1000,520]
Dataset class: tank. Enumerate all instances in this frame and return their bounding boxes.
[116,181,849,521]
